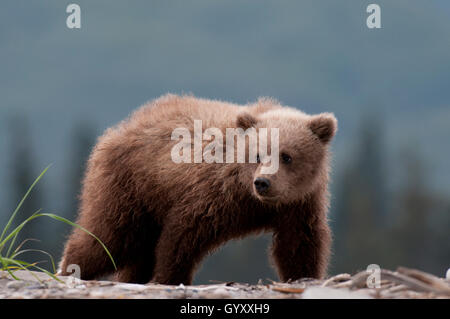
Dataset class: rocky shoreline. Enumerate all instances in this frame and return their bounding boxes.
[1,267,449,299]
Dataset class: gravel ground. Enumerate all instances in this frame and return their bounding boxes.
[1,268,449,299]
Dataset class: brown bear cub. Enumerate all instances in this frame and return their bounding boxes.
[59,94,337,285]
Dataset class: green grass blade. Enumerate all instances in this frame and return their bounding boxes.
[0,165,51,242]
[0,250,21,280]
[0,165,115,283]
[12,238,40,256]
[11,249,56,273]
[39,213,117,270]
[3,257,63,283]
[1,257,45,283]
[4,268,20,280]
[0,211,42,251]
[6,209,42,257]
[1,213,116,273]
[1,212,116,270]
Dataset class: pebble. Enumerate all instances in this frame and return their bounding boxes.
[89,289,108,298]
[302,286,372,299]
[98,281,115,287]
[26,284,47,290]
[208,287,231,298]
[6,281,27,290]
[115,283,148,292]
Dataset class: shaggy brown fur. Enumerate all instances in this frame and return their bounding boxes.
[59,94,337,284]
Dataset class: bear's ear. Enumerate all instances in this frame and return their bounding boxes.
[308,113,337,143]
[236,112,257,130]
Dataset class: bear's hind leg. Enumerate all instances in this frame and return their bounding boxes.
[114,257,155,283]
[113,224,160,283]
[151,219,218,285]
[59,229,117,280]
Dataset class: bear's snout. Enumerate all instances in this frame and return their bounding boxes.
[254,177,270,195]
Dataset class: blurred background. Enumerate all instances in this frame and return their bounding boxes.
[0,0,449,283]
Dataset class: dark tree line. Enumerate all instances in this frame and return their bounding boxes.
[331,114,450,277]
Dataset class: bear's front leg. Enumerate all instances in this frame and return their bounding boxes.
[271,202,331,281]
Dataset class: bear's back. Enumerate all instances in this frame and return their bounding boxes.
[127,94,244,134]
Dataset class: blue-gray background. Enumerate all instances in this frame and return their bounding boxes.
[0,1,449,283]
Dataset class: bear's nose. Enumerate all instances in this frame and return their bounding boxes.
[254,177,270,195]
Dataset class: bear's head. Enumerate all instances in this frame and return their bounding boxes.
[237,107,337,205]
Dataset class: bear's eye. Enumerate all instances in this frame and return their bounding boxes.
[256,154,261,163]
[281,153,292,164]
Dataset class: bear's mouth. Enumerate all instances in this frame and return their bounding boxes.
[255,194,279,204]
